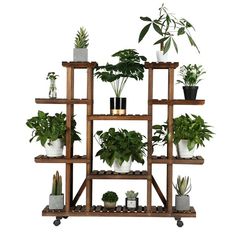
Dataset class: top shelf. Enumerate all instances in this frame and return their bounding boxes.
[145,62,179,69]
[62,61,98,69]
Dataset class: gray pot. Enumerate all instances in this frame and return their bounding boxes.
[175,195,190,211]
[104,201,116,209]
[49,194,64,210]
[73,48,88,62]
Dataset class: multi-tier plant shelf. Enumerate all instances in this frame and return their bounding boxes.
[34,61,205,227]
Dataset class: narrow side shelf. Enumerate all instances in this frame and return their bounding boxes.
[151,156,204,165]
[42,205,196,217]
[88,170,148,179]
[145,62,179,69]
[150,99,205,105]
[88,115,151,120]
[35,98,91,104]
[35,155,87,163]
[62,61,98,69]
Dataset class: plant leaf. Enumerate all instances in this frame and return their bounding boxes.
[172,38,178,53]
[152,23,163,35]
[163,37,171,54]
[177,27,185,35]
[153,37,169,45]
[140,16,152,22]
[138,23,151,42]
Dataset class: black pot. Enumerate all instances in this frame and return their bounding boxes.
[125,197,139,210]
[110,97,126,115]
[183,86,198,100]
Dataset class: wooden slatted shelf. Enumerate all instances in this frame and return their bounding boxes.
[34,155,87,163]
[150,99,205,105]
[87,170,148,179]
[151,156,204,165]
[62,61,98,69]
[88,114,151,120]
[42,205,196,217]
[145,62,179,69]
[35,98,91,104]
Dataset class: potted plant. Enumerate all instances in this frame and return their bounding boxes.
[125,190,139,210]
[173,176,191,211]
[138,3,199,62]
[73,27,89,62]
[102,191,118,209]
[177,64,206,100]
[49,171,64,210]
[26,110,81,157]
[152,114,214,158]
[95,128,146,173]
[95,49,146,115]
[46,72,58,99]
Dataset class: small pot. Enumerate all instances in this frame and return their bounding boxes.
[176,140,195,158]
[104,201,117,209]
[183,86,198,100]
[45,139,64,157]
[125,197,139,210]
[113,157,132,173]
[49,194,64,210]
[110,97,126,115]
[73,48,88,62]
[156,51,168,62]
[175,195,190,211]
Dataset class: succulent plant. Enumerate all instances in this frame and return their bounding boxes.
[74,27,89,48]
[126,190,138,199]
[173,176,191,196]
[51,171,63,195]
[102,191,118,203]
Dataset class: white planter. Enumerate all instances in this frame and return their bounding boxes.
[73,48,88,62]
[49,194,64,210]
[156,51,168,62]
[177,140,195,158]
[113,157,132,173]
[45,139,64,157]
[175,195,190,211]
[104,201,117,209]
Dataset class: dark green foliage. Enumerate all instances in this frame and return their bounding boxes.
[152,114,214,151]
[95,128,146,166]
[74,27,89,48]
[102,191,118,202]
[95,49,147,97]
[26,110,81,146]
[139,3,200,54]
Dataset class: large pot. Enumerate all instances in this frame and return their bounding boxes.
[176,140,195,158]
[110,97,126,115]
[113,157,132,173]
[175,195,190,211]
[156,51,168,62]
[49,194,64,210]
[183,86,198,100]
[73,48,88,62]
[45,139,64,157]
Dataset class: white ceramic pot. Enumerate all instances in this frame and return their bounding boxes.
[45,139,64,157]
[113,157,132,173]
[73,48,88,62]
[156,51,168,62]
[177,140,195,158]
[104,201,116,209]
[175,195,190,211]
[49,194,64,210]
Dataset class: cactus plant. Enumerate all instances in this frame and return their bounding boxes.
[125,190,138,199]
[74,27,89,48]
[51,171,63,195]
[173,176,191,196]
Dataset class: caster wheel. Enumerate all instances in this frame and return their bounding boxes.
[53,219,61,226]
[177,220,184,227]
[63,216,68,219]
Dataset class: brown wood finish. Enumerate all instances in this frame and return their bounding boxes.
[72,179,86,206]
[62,61,97,69]
[88,115,151,120]
[145,62,179,69]
[34,155,87,163]
[151,156,204,165]
[35,98,90,104]
[150,99,205,105]
[151,176,167,207]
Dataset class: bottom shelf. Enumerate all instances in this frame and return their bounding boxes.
[42,205,196,218]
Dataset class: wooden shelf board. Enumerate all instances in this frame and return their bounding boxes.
[88,115,151,120]
[35,98,90,104]
[62,61,97,69]
[145,62,179,69]
[88,170,148,179]
[42,205,196,217]
[150,99,205,105]
[34,155,87,163]
[151,156,204,165]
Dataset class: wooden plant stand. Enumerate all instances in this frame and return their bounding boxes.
[34,61,205,227]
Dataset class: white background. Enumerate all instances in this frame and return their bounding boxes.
[0,0,235,235]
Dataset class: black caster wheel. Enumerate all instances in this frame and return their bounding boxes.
[63,216,68,219]
[177,220,184,227]
[53,219,61,226]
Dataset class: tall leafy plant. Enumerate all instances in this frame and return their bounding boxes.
[74,27,89,48]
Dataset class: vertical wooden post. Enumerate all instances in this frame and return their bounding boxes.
[65,67,74,212]
[86,67,94,211]
[167,68,174,213]
[147,68,153,212]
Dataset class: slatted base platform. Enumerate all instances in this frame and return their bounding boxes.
[42,205,196,217]
[152,156,204,165]
[34,155,87,163]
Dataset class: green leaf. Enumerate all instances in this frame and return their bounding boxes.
[177,27,185,35]
[138,23,151,43]
[163,37,171,54]
[153,37,169,45]
[172,38,178,53]
[152,23,163,35]
[140,16,152,22]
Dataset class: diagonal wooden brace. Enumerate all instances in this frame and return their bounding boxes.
[71,179,86,206]
[152,176,167,207]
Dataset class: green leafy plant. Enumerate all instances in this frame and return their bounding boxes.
[95,49,147,97]
[138,3,199,54]
[152,114,214,151]
[102,191,118,203]
[173,176,191,196]
[95,128,146,166]
[74,27,89,48]
[26,110,81,146]
[46,72,58,80]
[51,171,63,195]
[126,190,138,199]
[177,64,206,86]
